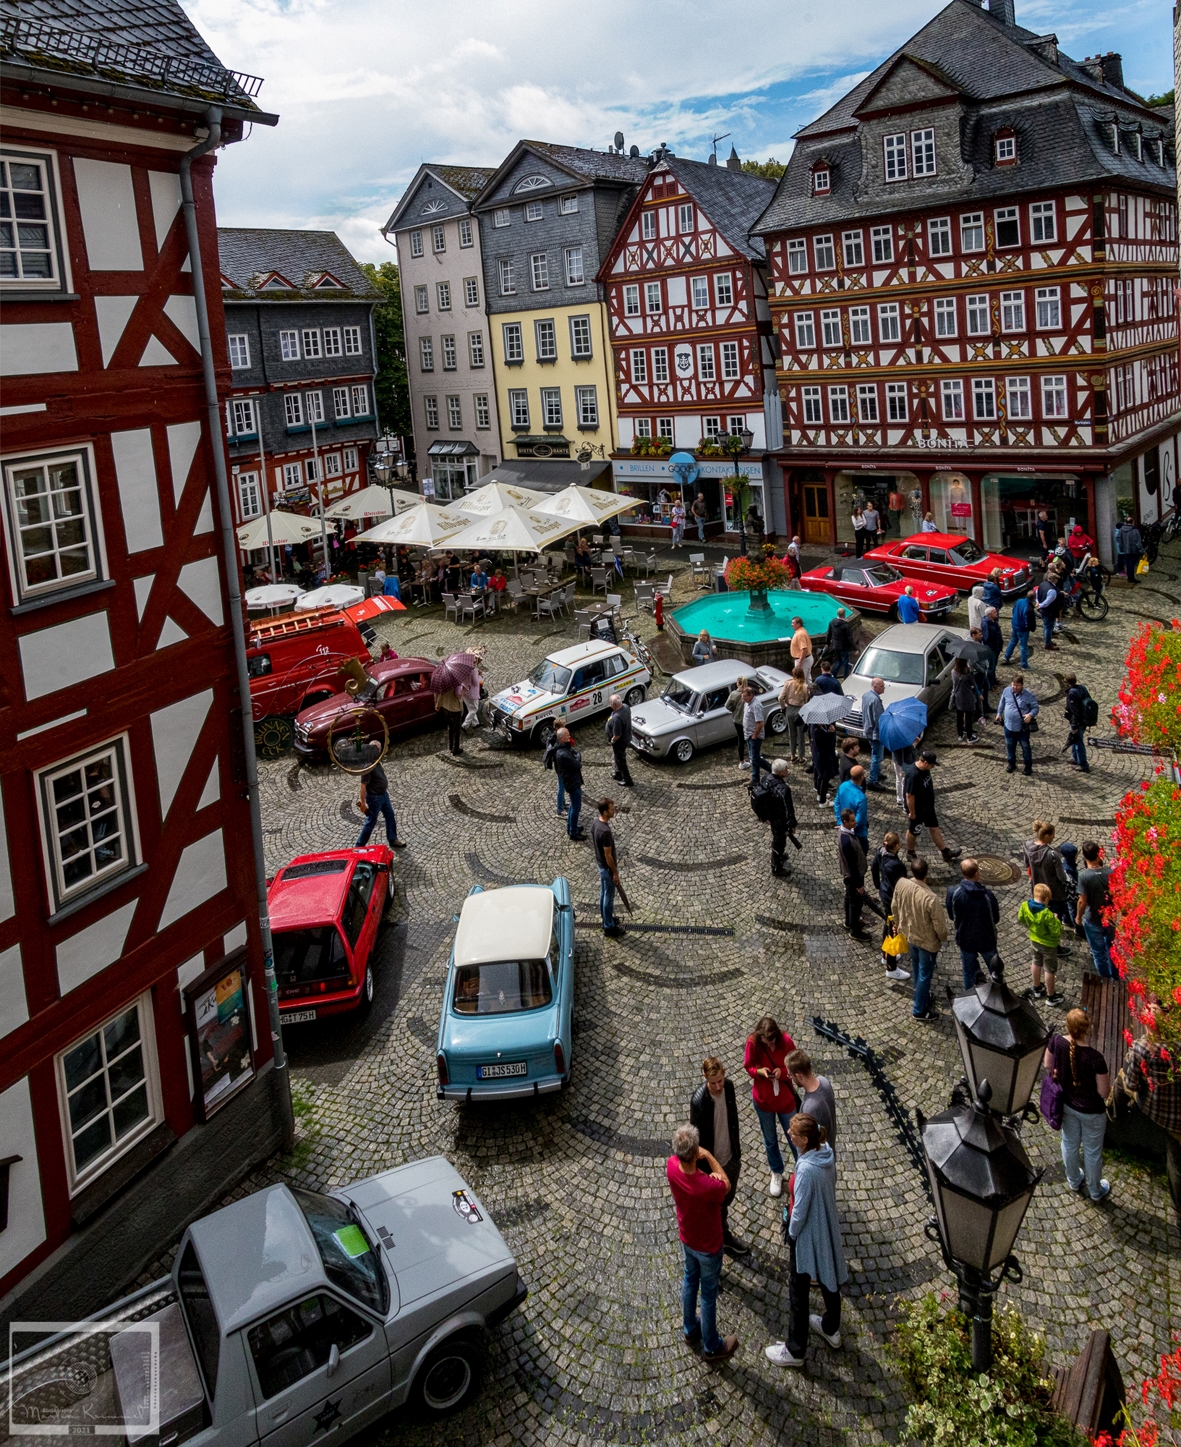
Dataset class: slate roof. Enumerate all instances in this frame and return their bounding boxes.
[218,230,380,301]
[664,158,776,260]
[522,141,650,186]
[431,165,496,200]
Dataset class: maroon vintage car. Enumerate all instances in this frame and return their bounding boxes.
[801,560,958,621]
[293,655,442,761]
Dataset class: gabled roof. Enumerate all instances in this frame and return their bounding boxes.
[381,162,496,234]
[665,158,776,260]
[473,139,648,210]
[218,230,380,301]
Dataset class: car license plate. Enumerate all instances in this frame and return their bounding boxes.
[477,1061,527,1079]
[281,1009,318,1024]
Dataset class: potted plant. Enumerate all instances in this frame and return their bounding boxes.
[724,553,790,611]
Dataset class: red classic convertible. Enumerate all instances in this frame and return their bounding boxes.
[293,655,442,761]
[801,560,957,621]
[862,532,1032,599]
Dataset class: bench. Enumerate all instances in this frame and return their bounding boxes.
[1051,1329,1125,1439]
[1079,972,1168,1162]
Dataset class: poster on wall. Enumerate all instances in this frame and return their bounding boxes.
[183,950,255,1122]
[1139,448,1160,527]
[1160,437,1178,516]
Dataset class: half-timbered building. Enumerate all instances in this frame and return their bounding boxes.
[0,0,285,1322]
[755,0,1179,559]
[600,153,781,536]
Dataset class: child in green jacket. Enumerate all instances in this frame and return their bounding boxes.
[1019,882,1064,1005]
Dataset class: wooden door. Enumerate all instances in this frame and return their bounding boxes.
[802,484,829,545]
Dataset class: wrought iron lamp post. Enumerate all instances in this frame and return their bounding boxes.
[951,976,1051,1122]
[722,427,756,555]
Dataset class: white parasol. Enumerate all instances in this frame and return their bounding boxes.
[533,484,642,527]
[236,510,321,550]
[355,501,471,549]
[324,485,396,520]
[245,583,305,609]
[454,480,546,516]
[295,584,366,612]
[445,504,579,555]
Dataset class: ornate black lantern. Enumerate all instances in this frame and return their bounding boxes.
[739,425,754,453]
[952,977,1050,1120]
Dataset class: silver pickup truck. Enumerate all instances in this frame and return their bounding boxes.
[5,1158,525,1445]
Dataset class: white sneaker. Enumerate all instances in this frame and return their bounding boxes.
[885,966,911,981]
[810,1313,842,1349]
[769,1171,783,1197]
[765,1342,805,1368]
[739,761,751,769]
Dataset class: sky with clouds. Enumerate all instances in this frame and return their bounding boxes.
[185,0,1173,265]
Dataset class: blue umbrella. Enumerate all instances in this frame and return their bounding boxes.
[879,697,928,752]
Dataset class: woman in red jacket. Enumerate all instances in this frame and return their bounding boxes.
[744,1016,799,1198]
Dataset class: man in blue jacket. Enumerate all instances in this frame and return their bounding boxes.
[896,585,921,623]
[833,766,869,853]
[996,674,1039,775]
[945,858,1002,990]
[1003,588,1034,668]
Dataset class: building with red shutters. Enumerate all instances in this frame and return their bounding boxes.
[0,1,288,1324]
[600,151,783,539]
[754,0,1179,560]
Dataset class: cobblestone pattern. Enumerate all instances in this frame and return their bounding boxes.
[193,550,1181,1443]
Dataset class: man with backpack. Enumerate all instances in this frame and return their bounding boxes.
[1063,673,1097,773]
[751,758,798,877]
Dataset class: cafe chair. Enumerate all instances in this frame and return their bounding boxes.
[574,608,594,641]
[690,553,710,588]
[636,551,657,578]
[505,579,528,613]
[458,593,485,624]
[635,581,655,613]
[591,566,610,596]
[442,592,460,623]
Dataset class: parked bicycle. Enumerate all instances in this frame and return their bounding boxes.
[1065,574,1109,620]
[620,618,654,671]
[1143,519,1164,564]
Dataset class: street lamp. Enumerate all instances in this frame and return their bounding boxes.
[917,1080,1043,1373]
[952,977,1051,1122]
[722,426,756,556]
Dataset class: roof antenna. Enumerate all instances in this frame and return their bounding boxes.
[710,131,731,167]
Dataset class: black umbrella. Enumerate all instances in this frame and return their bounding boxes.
[948,639,994,667]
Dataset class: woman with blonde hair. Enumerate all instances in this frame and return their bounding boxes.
[921,510,938,533]
[779,666,811,764]
[1044,1008,1111,1201]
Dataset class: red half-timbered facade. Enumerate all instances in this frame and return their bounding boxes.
[0,5,283,1318]
[755,0,1179,558]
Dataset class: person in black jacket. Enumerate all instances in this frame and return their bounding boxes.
[1063,672,1092,774]
[945,858,1002,990]
[872,832,911,981]
[689,1058,748,1256]
[838,809,885,938]
[605,694,634,787]
[824,608,856,680]
[766,758,798,877]
[811,722,839,807]
[553,728,586,841]
[812,659,845,696]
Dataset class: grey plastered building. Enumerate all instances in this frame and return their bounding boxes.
[218,229,380,524]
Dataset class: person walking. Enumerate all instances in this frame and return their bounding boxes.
[862,677,886,788]
[1003,588,1034,667]
[945,858,1002,989]
[892,857,948,1021]
[744,1016,799,1197]
[764,1113,847,1369]
[863,499,884,550]
[1076,840,1116,979]
[670,499,686,549]
[997,674,1039,775]
[872,832,912,982]
[904,750,961,864]
[1020,882,1064,1005]
[689,1058,749,1256]
[1045,1009,1111,1201]
[833,765,869,855]
[825,607,856,680]
[606,694,634,787]
[1117,517,1142,585]
[779,667,810,765]
[838,808,883,938]
[896,585,921,624]
[591,797,625,939]
[1024,821,1072,946]
[765,758,798,878]
[727,674,750,768]
[1034,572,1061,651]
[890,735,918,809]
[812,659,844,696]
[666,1124,739,1362]
[553,727,586,841]
[790,617,813,684]
[743,685,773,777]
[693,629,718,666]
[355,745,407,850]
[968,584,987,635]
[692,492,708,542]
[435,682,465,757]
[810,721,838,808]
[951,659,980,742]
[1063,673,1093,774]
[786,1051,837,1150]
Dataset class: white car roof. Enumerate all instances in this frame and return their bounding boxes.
[544,639,621,668]
[862,622,970,654]
[455,885,554,966]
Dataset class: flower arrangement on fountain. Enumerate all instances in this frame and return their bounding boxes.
[724,553,791,593]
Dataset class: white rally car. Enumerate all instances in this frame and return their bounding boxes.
[490,639,651,745]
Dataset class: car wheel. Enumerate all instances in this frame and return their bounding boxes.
[532,718,555,747]
[412,1336,482,1418]
[768,708,788,735]
[358,963,374,1014]
[673,738,694,764]
[624,685,646,707]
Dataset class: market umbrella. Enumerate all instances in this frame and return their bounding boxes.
[345,596,406,622]
[355,501,470,550]
[947,639,995,667]
[533,484,642,527]
[799,693,854,727]
[455,480,545,516]
[445,504,579,556]
[295,584,365,612]
[430,652,480,694]
[245,583,304,610]
[879,697,929,752]
[324,485,395,520]
[236,510,321,550]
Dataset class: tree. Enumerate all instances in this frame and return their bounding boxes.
[360,260,412,455]
[741,157,787,180]
[1144,89,1174,108]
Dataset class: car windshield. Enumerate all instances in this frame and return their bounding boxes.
[950,539,987,563]
[452,959,553,1014]
[282,859,348,880]
[856,647,926,686]
[662,679,697,710]
[528,660,572,694]
[273,927,350,987]
[865,564,902,585]
[291,1187,388,1314]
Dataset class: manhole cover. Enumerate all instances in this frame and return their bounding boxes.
[974,854,1021,886]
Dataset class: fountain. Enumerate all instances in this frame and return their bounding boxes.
[668,588,858,671]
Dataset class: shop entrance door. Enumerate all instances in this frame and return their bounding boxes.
[802,483,829,544]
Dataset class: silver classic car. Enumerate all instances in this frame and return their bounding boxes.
[629,660,791,764]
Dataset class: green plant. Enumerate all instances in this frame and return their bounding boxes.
[697,435,721,457]
[724,554,790,592]
[891,1295,1085,1446]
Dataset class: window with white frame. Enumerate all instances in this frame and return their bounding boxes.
[856,384,879,423]
[871,225,894,263]
[498,259,515,295]
[493,208,510,227]
[575,386,598,427]
[721,341,740,379]
[284,392,304,427]
[343,326,361,355]
[468,331,485,367]
[994,206,1019,247]
[1000,290,1025,331]
[972,377,996,419]
[885,381,907,422]
[436,281,451,311]
[530,253,549,290]
[883,133,907,181]
[794,312,816,349]
[564,246,584,285]
[3,449,100,601]
[941,378,965,420]
[432,224,446,253]
[524,201,543,222]
[960,212,984,252]
[238,470,261,519]
[333,386,350,418]
[828,386,850,423]
[927,217,952,257]
[646,281,663,313]
[966,294,990,335]
[994,134,1016,164]
[441,335,457,370]
[413,285,429,316]
[878,303,901,343]
[231,398,256,435]
[691,276,709,309]
[934,297,957,337]
[641,210,657,240]
[813,168,830,194]
[635,418,652,439]
[1035,286,1060,329]
[821,309,842,347]
[801,386,822,424]
[911,128,936,176]
[787,239,807,274]
[419,336,434,371]
[409,229,423,257]
[813,234,835,270]
[301,329,322,359]
[722,416,742,437]
[535,318,557,360]
[227,334,250,369]
[540,387,562,427]
[305,456,320,484]
[424,396,439,429]
[324,452,341,477]
[697,344,716,380]
[714,272,733,306]
[652,347,669,383]
[560,194,578,215]
[350,385,369,416]
[322,327,342,357]
[38,738,135,910]
[623,283,640,316]
[474,393,491,429]
[1006,375,1031,419]
[678,203,694,233]
[1030,200,1056,243]
[508,389,529,428]
[849,306,871,345]
[343,447,357,472]
[1,151,66,287]
[1041,374,1068,418]
[447,395,462,429]
[657,416,673,439]
[459,217,474,247]
[503,322,523,363]
[279,329,301,359]
[57,995,161,1192]
[842,230,864,267]
[630,348,648,384]
[570,315,593,358]
[463,276,479,307]
[702,416,722,438]
[282,460,302,488]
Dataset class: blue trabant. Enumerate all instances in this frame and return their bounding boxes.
[435,879,574,1102]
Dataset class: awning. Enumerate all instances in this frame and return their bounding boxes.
[478,458,613,495]
[427,440,480,457]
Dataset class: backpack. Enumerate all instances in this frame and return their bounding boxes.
[1083,695,1099,728]
[542,736,557,771]
[749,777,783,822]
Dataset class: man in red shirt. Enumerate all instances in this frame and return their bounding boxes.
[666,1123,740,1362]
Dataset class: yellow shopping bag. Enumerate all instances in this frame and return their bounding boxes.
[882,916,909,956]
[1137,557,1150,576]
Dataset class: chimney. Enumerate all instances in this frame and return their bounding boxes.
[1100,52,1124,90]
[726,145,742,171]
[988,0,1016,24]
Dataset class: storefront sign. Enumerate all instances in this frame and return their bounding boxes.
[915,437,970,450]
[612,458,765,483]
[950,501,973,518]
[184,951,255,1121]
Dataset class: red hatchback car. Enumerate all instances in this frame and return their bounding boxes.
[293,656,441,761]
[269,847,392,1024]
[862,532,1032,599]
[801,560,958,621]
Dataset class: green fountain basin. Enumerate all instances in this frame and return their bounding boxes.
[668,589,859,671]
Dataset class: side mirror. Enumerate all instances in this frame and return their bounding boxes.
[326,1343,340,1379]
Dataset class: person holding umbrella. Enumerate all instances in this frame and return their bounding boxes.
[431,652,480,757]
[877,696,927,808]
[800,691,852,807]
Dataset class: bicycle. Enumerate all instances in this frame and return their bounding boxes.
[619,618,654,671]
[1142,519,1164,564]
[1065,575,1109,621]
[1163,510,1181,545]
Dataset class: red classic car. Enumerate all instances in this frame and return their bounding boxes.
[862,532,1032,599]
[293,655,442,761]
[801,560,957,621]
[269,846,393,1023]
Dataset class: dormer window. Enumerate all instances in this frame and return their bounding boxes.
[1109,120,1120,155]
[312,273,344,289]
[994,132,1017,165]
[1133,131,1143,162]
[812,167,830,195]
[258,272,295,290]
